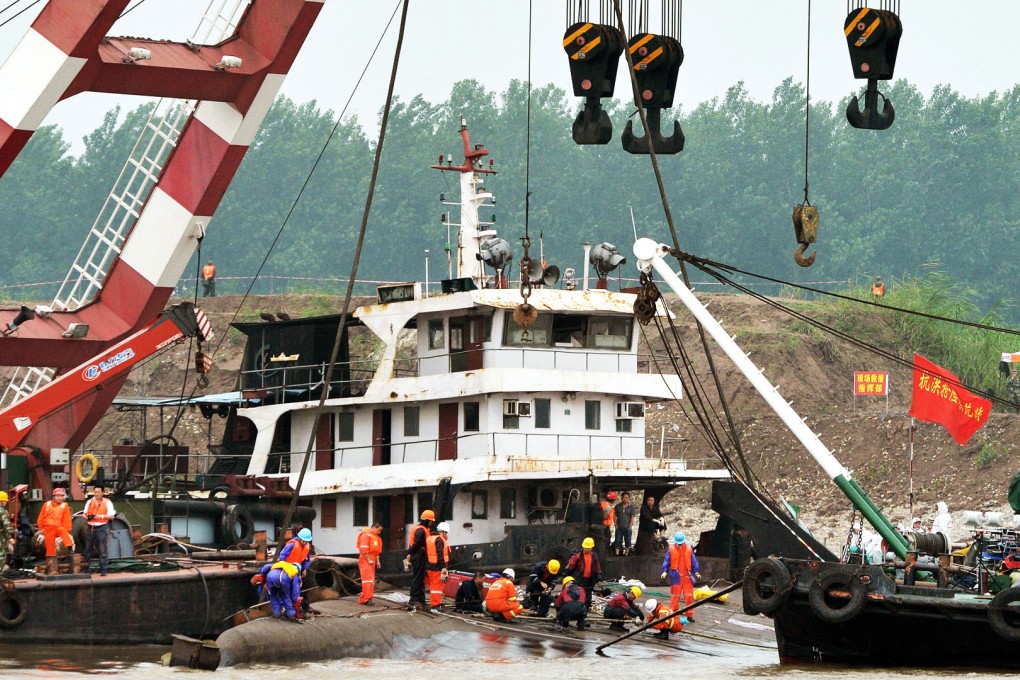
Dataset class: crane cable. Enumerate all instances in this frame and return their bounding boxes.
[283,0,411,532]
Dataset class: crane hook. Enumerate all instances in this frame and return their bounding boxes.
[794,243,816,268]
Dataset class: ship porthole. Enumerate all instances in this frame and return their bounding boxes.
[742,558,791,615]
[988,588,1020,641]
[0,591,27,629]
[808,570,866,624]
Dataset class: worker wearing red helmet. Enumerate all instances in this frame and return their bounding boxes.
[37,487,74,573]
[405,509,434,609]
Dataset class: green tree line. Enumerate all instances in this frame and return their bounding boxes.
[1,78,1018,320]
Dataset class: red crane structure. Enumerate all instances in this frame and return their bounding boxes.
[0,0,324,497]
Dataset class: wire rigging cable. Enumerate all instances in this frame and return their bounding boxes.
[802,0,812,205]
[284,0,412,532]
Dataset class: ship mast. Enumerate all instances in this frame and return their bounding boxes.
[432,119,497,288]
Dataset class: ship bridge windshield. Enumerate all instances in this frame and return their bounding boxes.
[503,312,633,350]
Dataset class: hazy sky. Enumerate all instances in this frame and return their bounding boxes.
[1,0,1019,152]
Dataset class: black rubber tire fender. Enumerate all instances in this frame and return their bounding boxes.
[808,570,867,624]
[0,591,27,629]
[742,557,792,615]
[988,588,1020,641]
[220,504,255,546]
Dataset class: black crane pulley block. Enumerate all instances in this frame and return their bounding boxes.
[563,22,625,145]
[844,8,903,130]
[622,33,684,155]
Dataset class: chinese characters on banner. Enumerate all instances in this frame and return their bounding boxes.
[909,353,991,445]
[853,371,888,396]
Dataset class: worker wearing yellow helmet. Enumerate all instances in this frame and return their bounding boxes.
[554,574,589,629]
[603,585,644,632]
[565,537,602,610]
[0,490,13,574]
[525,558,562,616]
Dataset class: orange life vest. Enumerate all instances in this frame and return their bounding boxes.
[872,282,884,297]
[357,528,382,556]
[649,604,683,631]
[425,534,450,567]
[600,501,615,527]
[408,524,430,548]
[202,264,216,280]
[85,497,111,525]
[37,500,71,531]
[283,539,310,565]
[580,552,594,578]
[668,542,693,573]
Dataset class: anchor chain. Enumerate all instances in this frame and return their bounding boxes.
[514,237,538,342]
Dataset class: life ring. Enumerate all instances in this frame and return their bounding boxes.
[0,591,27,629]
[742,557,792,615]
[75,453,99,483]
[219,504,255,546]
[808,570,867,624]
[988,588,1020,641]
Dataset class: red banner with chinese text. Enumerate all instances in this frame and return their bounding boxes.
[909,353,991,445]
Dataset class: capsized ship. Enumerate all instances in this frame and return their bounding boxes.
[216,120,730,583]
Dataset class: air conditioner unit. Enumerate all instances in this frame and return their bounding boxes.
[535,487,562,510]
[615,401,646,419]
[503,399,532,417]
[28,488,43,501]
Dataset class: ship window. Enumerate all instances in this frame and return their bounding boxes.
[500,488,516,519]
[587,317,632,349]
[464,402,480,431]
[404,406,420,437]
[428,319,445,350]
[338,412,354,441]
[552,314,587,347]
[535,398,551,428]
[615,419,632,433]
[503,413,519,430]
[418,492,432,518]
[503,313,552,347]
[353,497,369,527]
[585,400,601,430]
[402,494,414,524]
[321,499,337,528]
[471,490,489,519]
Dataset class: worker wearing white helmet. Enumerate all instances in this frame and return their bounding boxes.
[644,598,687,639]
[425,521,451,612]
[485,567,524,621]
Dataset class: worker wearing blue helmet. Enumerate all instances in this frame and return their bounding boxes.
[660,531,700,619]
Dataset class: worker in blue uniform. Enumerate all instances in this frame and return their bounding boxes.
[266,560,303,621]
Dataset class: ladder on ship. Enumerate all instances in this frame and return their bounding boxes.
[0,1,250,408]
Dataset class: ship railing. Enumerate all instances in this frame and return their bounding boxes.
[416,348,678,376]
[238,360,377,399]
[282,431,721,471]
[74,447,234,494]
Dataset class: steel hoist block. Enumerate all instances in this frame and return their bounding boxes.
[563,22,625,145]
[622,33,684,154]
[844,8,903,130]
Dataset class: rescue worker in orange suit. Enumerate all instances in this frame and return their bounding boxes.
[554,575,589,629]
[644,598,687,640]
[404,509,434,609]
[601,491,617,543]
[484,568,524,621]
[525,558,560,616]
[357,522,383,605]
[202,261,216,297]
[425,521,451,612]
[603,586,644,631]
[565,537,602,609]
[278,527,312,617]
[661,531,700,620]
[37,487,73,574]
[872,276,885,298]
[83,485,115,576]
